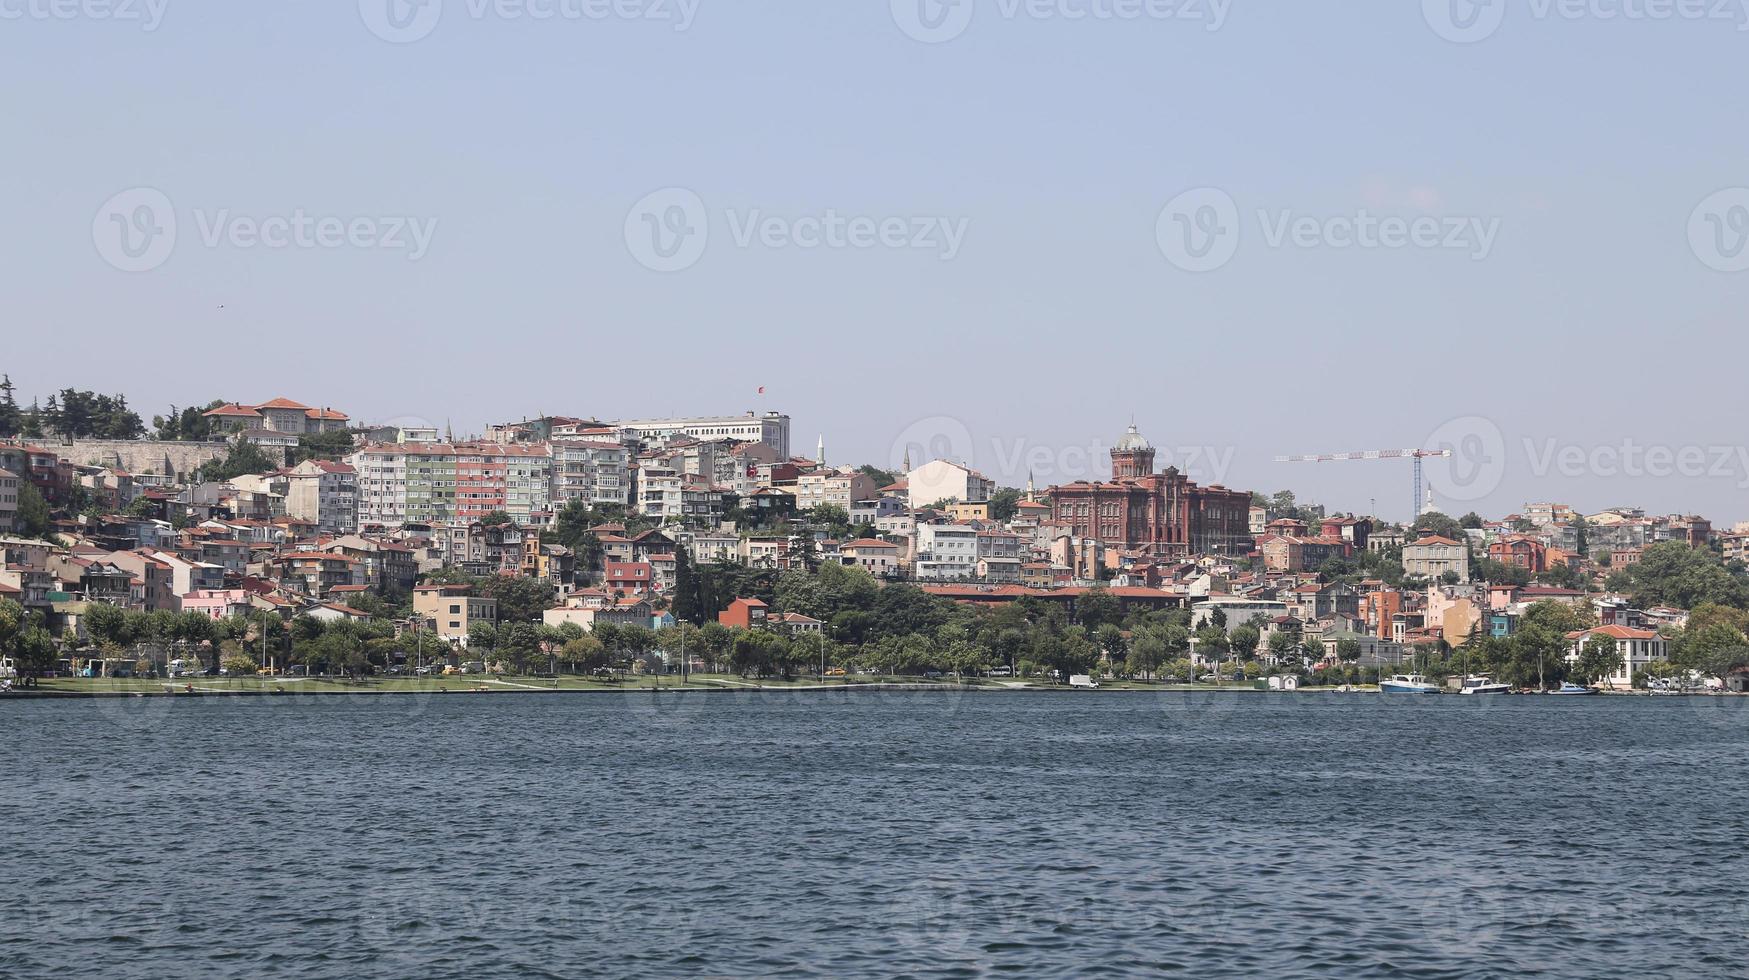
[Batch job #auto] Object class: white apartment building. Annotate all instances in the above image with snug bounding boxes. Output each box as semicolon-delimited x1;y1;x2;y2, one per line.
351;447;409;529
907;459;995;510
794;468;877;513
914;523;979;580
615;412;791;458
550;440;629;510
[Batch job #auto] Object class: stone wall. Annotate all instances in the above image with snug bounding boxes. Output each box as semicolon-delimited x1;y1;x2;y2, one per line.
58;439;230;479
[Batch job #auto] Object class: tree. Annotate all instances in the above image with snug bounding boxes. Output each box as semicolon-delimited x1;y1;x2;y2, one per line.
1076;587;1121;630
858;464;898;488
1037;625;1099;681
222;653;260;676
988;487;1023;523
1267;630;1297;661
1459;512;1484;529
1614;541;1749;610
1413;512;1466;542
467;621;498;653
476;575;551;623
1335;638;1362;664
672;545;701;625
807;504;852;538
291;428;357;464
479;511;513;527
1231;623;1261;660
199;438;279;483
0;374;20;438
560;634;608;673
697;621;733;673
14;481;51;539
1576;633;1624;688
1095;623;1127;665
1126;625;1171;681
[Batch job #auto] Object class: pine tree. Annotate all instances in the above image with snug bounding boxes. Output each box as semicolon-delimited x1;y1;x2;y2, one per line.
673;545;699;624
0;375;19;438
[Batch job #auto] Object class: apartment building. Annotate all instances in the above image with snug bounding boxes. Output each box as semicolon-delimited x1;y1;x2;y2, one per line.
906;459;995;509
413;583;498;645
914;523;979;580
283;459;359;535
550;440;629;509
0;467;17;533
794;468;877;513
614;412;791;458
1402;535;1471;580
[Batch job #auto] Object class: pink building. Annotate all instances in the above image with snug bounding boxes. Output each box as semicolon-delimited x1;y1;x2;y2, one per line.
180;589;255;620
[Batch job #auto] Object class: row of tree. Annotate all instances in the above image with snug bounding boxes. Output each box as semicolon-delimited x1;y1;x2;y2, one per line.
0;377;145;440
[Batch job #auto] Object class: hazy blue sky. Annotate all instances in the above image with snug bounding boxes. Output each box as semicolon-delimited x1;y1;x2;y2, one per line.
4;1;1747;523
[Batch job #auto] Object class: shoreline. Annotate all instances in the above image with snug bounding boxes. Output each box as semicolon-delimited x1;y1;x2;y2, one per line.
0;680;1721;700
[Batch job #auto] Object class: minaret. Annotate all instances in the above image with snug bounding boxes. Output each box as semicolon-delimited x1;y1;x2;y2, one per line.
903;447;912;472
816;434;825;465
1026;470;1036;501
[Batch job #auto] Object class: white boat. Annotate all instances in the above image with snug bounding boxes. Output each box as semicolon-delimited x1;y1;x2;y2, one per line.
1380;674;1440;695
1458;676;1511;695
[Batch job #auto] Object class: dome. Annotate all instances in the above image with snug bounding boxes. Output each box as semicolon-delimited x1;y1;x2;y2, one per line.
1115;424;1152;452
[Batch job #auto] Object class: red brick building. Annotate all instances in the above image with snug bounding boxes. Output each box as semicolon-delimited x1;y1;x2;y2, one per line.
1488;535;1547;572
1048;425;1253;558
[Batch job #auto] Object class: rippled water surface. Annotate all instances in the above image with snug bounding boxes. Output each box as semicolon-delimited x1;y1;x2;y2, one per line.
4;690;1748;978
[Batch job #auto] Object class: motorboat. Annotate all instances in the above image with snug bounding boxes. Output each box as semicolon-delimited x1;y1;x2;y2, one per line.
1458;676;1511;695
1380;674;1440;694
1549;682;1598;696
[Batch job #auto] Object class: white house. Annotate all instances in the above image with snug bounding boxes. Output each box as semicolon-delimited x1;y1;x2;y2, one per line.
1566;625;1668;689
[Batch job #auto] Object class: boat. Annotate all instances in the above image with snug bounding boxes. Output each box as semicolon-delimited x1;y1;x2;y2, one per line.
1380;674;1440;694
1458;676;1511;695
1549;682;1598;696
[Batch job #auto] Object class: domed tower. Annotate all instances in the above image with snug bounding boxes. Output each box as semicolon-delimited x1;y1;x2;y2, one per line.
1111;424;1156;480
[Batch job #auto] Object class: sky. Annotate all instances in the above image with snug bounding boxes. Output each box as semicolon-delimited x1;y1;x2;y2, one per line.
3;0;1748;524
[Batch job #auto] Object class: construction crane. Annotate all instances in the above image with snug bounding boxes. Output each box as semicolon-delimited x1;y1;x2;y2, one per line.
1273;448;1454;519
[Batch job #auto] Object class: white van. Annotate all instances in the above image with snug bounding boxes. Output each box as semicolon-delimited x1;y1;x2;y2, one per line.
1069;675;1099;690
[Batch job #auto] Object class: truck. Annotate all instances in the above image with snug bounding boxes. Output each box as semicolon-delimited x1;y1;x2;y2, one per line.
1069;675;1099;690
